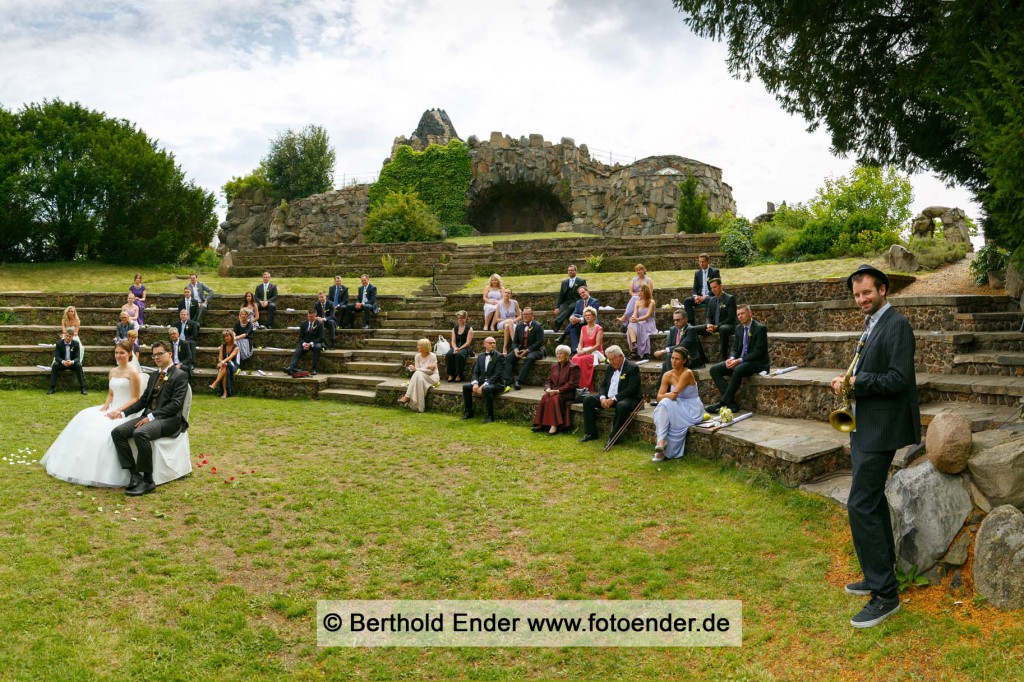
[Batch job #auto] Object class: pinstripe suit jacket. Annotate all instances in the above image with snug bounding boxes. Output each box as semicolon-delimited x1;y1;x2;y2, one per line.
852;306;921;452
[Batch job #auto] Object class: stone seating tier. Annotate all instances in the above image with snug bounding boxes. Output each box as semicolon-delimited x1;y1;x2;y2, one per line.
472;251;727;277
0;292;405;310
0;307;387;330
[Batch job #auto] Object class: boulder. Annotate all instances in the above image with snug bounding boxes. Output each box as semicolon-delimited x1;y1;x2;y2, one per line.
217;250;235;278
967;434;1024;509
973;505;1024;610
925;413;973;474
886;461;973;573
1005;259;1024;300
887;244;920;273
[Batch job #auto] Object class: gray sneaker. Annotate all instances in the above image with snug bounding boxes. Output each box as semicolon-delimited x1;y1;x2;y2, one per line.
845;580;872;596
850;597;900;628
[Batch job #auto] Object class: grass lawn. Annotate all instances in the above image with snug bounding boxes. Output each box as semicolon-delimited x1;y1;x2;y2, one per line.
447;232;600;246
0;262;428;297
1;389;1020;680
458;257;887;295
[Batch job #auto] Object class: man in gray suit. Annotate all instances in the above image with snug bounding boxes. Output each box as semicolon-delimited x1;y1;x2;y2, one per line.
831;264;920;629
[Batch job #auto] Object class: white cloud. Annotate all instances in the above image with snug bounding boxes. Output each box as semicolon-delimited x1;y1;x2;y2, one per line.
0;0;980;223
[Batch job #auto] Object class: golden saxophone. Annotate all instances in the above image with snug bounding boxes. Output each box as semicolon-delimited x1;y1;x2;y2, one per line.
829;336;866;433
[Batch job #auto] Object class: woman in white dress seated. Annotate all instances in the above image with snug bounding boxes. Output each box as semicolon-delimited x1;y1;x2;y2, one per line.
651;346;705;462
481;274;504;332
397;338;440;412
40;340;143;487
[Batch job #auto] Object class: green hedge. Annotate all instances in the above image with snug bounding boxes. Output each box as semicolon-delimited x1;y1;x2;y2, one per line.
370;140;471;227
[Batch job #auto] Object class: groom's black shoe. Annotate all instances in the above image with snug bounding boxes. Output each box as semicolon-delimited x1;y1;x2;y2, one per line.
127;471;143;490
126;473;155;497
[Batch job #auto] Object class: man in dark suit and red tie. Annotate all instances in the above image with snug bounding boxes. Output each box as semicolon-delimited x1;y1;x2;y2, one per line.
654;309;698;377
284;310;325;376
831;264;920;629
503;307;546;390
683;253;720;325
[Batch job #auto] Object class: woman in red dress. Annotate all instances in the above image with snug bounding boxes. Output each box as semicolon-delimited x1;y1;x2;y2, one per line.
532;345;580;435
570;307;604;392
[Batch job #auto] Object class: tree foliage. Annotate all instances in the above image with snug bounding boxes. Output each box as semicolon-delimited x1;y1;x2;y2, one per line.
262;125;335;202
369;141;472;228
809;165;913;231
672;0;1023;256
675;174;713;233
222;163;271;203
363;191;442;243
0;100;216;264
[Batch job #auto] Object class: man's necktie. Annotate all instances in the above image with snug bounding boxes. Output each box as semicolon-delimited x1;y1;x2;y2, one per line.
741;326;749;357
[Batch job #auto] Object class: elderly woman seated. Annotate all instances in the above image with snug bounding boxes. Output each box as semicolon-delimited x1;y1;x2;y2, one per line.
532;344;580;435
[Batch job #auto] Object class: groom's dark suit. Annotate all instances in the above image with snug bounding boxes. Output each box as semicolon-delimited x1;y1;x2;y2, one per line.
111;365;189;474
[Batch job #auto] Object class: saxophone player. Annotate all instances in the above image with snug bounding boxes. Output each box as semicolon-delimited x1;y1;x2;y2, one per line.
831;264;920;629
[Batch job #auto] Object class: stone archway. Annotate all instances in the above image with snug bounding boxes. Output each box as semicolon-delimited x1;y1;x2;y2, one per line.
466;182;571;234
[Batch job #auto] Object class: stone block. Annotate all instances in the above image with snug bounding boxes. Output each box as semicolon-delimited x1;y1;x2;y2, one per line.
973;505;1024;610
925;412;972;474
967;433;1024;508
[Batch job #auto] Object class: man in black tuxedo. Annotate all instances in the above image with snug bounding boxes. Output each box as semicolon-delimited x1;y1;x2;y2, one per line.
255;271;278;328
831;265;920;629
175;309;200;344
314;291;338;350
683;253;720;324
327;275;351;329
178;286;200;321
462;336;506;423
552;264;586;333
109;341;189;496
503;307;545;390
47;330;86;395
566;286;601;352
167;327;195;380
285;310;324;376
654;309;698;377
352;274;378;330
579;346;642;446
707;305;770;412
684;277;737;368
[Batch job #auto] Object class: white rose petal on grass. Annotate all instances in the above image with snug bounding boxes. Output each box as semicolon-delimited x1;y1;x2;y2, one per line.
131;517;138;522
97;507;103;512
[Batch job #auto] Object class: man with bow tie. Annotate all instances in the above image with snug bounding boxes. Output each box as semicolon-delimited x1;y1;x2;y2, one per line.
462;336;506;423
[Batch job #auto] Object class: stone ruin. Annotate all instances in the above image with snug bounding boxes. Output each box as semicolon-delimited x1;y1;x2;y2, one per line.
217;110;736;254
911;206;973;249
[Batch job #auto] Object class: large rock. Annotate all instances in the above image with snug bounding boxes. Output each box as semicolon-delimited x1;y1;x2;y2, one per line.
887;244;920;273
925;413;973;474
886;462;973;573
967;434;1024;509
1005;259;1024;300
973;505;1024;610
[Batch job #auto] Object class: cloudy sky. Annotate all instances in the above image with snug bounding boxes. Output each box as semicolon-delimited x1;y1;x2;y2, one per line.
0;0;979;224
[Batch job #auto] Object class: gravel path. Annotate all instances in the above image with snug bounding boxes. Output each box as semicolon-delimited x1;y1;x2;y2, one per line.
892;253;1005;297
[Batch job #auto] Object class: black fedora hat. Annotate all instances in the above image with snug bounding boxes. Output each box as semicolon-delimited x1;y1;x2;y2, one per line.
846;264;890;292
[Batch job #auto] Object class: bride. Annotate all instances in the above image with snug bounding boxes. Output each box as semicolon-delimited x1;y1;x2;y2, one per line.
41;340;143;487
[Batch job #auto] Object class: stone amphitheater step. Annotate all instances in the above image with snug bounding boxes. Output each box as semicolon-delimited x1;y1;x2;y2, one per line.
0;324;376;349
0;306;386;329
951;351;1024;376
954;312;1023;332
0;292;406;311
325;374;389;389
346;360;404;375
319;388;378;404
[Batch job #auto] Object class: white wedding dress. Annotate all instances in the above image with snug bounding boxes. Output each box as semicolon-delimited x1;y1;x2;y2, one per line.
40;376;193;487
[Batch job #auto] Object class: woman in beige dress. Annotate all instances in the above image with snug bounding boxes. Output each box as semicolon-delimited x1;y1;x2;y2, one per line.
398;338;440;412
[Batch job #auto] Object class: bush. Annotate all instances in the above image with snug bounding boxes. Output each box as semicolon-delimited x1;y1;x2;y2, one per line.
772;231;804;261
907;237;970;269
222;165;271;203
263;125;335;202
444;224;474;238
370;140;472;227
193;248;221;271
675;174;713;233
753;224;793;255
584;253;605;272
969;243;1011;284
719;228;757;267
363;191;442;243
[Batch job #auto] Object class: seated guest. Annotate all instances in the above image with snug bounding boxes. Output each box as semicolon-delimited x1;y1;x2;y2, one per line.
62;306;84;362
461;336;505;423
175;308;199;344
682;253;720;325
446;310;474;382
240;292;260;329
254;271;278;328
130;274;147;326
284;309;324;376
178;286;199;322
654;309;696;377
315;291;338;349
123;292;141;328
532;345;579;435
626;282;657;359
167;327;194;379
579;345;642;446
617;263;653;330
707;305;770;412
651;347;704;462
210;329;239;398
233;309;254;365
684;277;737;368
398;338;440;413
503;307;545;390
353;274;378;330
328;275;351;329
115;311;137;343
481;274;504;332
570;307;603;391
187;272;214;325
125;329;141;359
494;288;522;339
48;329;87;395
552;264;586;333
566;285;600;351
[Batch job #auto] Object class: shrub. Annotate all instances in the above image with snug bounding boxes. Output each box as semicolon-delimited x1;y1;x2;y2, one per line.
675;174;713;233
584;253;605;272
363;191;442;244
906;237;970;269
193;248;221;271
969;243;1011;284
370;140;472;227
381;254;398;277
753;224;792;255
719;228;756;267
222;165;271;203
444;224;474;238
772;231;804;261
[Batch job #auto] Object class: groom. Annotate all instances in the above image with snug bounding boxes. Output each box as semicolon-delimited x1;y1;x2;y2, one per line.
109;340;189;496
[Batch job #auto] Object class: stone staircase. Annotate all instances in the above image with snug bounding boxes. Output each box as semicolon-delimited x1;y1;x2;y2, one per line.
414;244;493;296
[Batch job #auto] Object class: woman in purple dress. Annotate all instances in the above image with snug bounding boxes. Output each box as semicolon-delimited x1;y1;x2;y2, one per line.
129;274;147;326
626;283;658;359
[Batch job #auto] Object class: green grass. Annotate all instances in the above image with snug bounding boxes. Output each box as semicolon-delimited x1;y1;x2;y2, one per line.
458;257;885;295
2;388;1020;680
0;262;428;296
447;231;600;246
